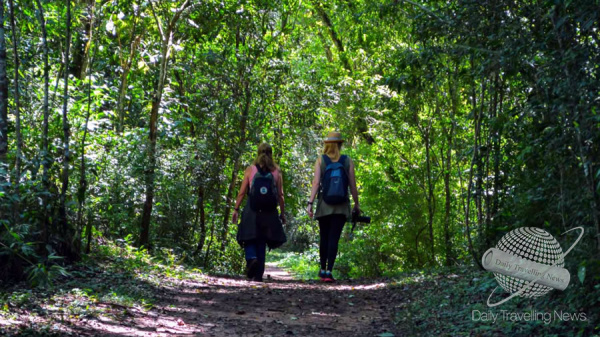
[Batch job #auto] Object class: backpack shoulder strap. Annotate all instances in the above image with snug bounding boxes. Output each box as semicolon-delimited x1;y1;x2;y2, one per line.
322;154;332;166
247;165;258;194
340;155;350;175
255;164;266;176
320;155;327;176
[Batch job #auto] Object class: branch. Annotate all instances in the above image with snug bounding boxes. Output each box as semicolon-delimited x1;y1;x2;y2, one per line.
149;0;164;41
168;0;193;32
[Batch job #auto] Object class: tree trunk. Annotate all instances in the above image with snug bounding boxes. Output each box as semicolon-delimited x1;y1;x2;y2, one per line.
140;0;190;248
59;0;73;258
424;126;435;264
8;0;19;191
444;70;458;266
465;66;484;270
193;185;206;254
77;0;96;79
140;40;169;248
8;0;20;224
117;17;141;134
491;75;503;226
204;219;216;267
311;0;351;72
475;80;486;243
220;81;251;252
79;2;96;254
35;0;50;244
0;0;8;167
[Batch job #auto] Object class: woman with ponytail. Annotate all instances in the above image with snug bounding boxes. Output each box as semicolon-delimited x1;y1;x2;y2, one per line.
232;143;286;282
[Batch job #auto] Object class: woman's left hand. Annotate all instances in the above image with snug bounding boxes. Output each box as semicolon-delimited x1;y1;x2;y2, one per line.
280;213;287;225
231;210;239;224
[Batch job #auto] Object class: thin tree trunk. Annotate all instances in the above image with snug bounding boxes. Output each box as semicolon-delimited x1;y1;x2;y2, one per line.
465;69;484;270
59;0;72;243
220;81;251;252
204;219;216;267
424;126;435;264
193;185;206;254
8;0;19;192
311;0;351;72
34;0;50;244
0;1;8;168
444;71;457;266
475;80;486;242
77;0;95;80
8;0;20;224
117;16;141;134
140;0;191;247
443;138;452;266
80;1;97;254
492;76;503;220
140;41;168;248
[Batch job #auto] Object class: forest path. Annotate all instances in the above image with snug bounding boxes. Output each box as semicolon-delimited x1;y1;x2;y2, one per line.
77;263;401;337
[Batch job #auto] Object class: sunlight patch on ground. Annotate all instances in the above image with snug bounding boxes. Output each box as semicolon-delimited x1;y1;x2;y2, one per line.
0;318;21;326
310;311;341;317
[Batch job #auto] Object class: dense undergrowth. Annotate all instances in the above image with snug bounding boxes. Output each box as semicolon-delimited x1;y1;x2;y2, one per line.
0;238;204;335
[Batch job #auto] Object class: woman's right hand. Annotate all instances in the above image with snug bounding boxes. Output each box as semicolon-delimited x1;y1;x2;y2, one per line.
353;204;361;215
306;204;314;219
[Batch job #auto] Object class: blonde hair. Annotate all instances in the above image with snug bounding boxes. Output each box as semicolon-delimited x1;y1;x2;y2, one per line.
322;142;342;161
253;143;277;172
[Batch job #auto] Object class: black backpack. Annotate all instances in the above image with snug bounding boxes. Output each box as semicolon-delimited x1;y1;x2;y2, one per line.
249;165;278;212
320;155;349;205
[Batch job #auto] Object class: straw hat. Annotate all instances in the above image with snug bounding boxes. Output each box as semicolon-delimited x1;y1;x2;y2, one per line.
323;131;344;143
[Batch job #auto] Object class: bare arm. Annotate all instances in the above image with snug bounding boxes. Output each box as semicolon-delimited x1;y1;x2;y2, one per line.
348;158;360;211
234;166;251;209
309;157;321;203
277;168;285;216
231;166;251;224
307;157;321;218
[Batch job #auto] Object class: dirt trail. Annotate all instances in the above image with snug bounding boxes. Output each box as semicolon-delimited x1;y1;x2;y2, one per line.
71;263;400;336
8;264;401;337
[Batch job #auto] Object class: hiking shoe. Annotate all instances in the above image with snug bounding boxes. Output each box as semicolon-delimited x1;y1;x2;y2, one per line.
246;258;258;279
323;271;335;283
318;269;327;280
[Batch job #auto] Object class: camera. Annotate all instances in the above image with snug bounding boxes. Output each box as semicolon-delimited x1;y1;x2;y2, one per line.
351;210;371;224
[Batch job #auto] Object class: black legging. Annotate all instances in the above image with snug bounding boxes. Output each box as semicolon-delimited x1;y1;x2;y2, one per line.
318;214;346;271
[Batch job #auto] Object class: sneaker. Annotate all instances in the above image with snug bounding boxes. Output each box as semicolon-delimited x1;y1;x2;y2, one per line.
246;258;258;279
318;269;327;280
323;270;335;283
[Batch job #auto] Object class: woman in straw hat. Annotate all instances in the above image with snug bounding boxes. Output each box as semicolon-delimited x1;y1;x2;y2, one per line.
232;143;287;282
307;131;360;282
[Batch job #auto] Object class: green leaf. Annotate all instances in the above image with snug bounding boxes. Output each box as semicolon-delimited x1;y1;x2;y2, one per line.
577;266;585;284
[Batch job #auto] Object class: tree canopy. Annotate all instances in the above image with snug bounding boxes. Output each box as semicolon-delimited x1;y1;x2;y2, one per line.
0;0;598;287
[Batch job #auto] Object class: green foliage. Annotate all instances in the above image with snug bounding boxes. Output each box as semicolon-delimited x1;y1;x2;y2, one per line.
0;0;599;288
271;249;320;280
392;267;598;336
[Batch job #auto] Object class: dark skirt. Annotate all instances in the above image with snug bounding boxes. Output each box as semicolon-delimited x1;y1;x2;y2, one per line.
236;200;287;249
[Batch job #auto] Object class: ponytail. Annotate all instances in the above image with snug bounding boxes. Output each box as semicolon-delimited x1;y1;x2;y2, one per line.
253;143;277;172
